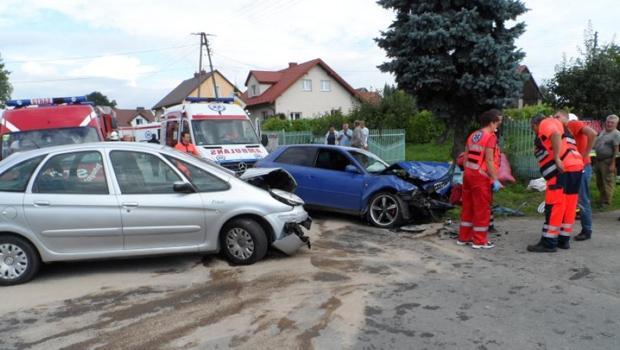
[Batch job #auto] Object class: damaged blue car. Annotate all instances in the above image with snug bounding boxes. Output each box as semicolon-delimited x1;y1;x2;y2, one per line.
256;144;454;228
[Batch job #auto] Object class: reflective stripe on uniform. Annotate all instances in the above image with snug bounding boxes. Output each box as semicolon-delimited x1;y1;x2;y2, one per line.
543;231;559;238
541;164;558;177
465;161;480;170
460;222;473;227
473;226;488;232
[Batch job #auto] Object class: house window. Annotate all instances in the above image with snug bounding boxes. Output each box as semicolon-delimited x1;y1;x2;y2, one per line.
290;112;302;120
251;85;258;96
302;79;312;91
262;111;268;119
321;80;331;92
135;118;143;125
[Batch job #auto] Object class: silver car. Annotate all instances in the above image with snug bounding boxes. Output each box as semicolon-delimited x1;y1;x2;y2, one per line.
0;142;311;285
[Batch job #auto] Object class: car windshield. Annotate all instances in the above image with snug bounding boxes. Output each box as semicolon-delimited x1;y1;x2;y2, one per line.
348;150;389;173
1;127;100;159
191;119;259;146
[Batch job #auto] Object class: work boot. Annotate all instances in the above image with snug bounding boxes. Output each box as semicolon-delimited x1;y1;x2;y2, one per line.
574;230;592;241
527;238;557;253
488;225;498;234
557;236;570;250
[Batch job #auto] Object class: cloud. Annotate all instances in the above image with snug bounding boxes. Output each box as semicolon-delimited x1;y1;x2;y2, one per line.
67;56;155;87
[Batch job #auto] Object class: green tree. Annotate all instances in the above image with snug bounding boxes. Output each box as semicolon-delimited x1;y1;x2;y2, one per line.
376;0;527;157
0;54;12;108
86;91;117;107
350;84;418;130
546;24;620;118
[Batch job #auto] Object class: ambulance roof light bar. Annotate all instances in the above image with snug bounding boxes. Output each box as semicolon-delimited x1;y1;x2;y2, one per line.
6;96;89;108
184;97;234;104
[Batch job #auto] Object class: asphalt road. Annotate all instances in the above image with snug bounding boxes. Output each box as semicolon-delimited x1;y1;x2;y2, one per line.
1;211;619;350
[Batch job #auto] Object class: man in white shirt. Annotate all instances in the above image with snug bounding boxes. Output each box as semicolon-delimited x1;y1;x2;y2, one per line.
360;120;369;150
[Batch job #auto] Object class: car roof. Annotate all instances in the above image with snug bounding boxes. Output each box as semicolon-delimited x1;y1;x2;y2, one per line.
1;142;165;169
276;144;377;156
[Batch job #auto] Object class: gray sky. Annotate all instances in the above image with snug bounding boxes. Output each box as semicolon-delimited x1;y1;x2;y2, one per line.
1;0;617;108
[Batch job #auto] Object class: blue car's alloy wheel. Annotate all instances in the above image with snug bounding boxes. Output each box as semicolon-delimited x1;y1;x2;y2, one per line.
369;192;402;228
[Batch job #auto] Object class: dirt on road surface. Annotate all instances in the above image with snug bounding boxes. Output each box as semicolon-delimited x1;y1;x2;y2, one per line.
1;211;619;350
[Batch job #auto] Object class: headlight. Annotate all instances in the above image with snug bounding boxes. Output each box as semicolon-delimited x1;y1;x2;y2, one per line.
411;187;421;196
270;189;305;206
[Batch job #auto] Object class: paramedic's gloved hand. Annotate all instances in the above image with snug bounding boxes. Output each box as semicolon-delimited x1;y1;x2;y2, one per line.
492;180;503;192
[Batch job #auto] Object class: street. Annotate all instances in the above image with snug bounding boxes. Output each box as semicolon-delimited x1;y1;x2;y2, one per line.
1;211;619;350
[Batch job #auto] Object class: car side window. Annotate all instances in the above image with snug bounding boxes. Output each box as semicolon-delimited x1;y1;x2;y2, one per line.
0;156;46;192
33;151;108;194
315;149;351;172
111;151;181;194
275;147;317;167
164;156;230;192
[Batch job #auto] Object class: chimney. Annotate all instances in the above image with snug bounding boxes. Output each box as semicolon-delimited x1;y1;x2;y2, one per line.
137;107;144;110
288;62;297;68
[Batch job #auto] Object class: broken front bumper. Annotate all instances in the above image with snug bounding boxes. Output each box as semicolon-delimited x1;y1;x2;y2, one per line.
266;206;312;255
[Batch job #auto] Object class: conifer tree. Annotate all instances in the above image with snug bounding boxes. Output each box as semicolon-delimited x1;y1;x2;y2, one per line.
376;0;528;156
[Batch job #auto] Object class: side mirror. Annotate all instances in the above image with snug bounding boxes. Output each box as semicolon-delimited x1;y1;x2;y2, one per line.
345;164;360;174
261;134;269;147
173;181;196;193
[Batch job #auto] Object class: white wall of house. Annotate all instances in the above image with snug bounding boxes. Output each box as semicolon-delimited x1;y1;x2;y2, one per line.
130;115;150;126
274;66;358;119
246;76;273;98
246;104;276;123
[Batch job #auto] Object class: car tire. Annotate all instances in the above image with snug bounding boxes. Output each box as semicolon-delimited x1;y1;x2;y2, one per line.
368;192;404;228
0;235;41;286
221;218;268;265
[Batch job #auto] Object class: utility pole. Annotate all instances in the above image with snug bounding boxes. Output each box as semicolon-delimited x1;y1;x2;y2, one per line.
191;32;219;98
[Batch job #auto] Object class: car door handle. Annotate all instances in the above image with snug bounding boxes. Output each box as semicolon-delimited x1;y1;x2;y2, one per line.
121;202;139;208
33;200;50;207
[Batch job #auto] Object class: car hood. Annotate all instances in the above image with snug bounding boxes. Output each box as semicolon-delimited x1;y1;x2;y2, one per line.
385;161;451;182
239;167;297;193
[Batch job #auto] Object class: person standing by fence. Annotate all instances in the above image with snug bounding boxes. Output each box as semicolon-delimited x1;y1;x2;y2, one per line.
325;126;337;145
527;115;583;253
593;114;620;208
337;123;352;146
457;109;503;249
554;111;597;241
360;120;370;150
351;120;364;149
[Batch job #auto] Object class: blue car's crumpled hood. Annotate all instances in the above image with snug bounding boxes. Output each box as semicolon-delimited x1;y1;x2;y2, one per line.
386;161;451;182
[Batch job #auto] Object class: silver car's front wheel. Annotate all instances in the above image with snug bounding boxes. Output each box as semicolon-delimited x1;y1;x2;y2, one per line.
0;236;40;286
225;228;255;261
221;218;268;265
368;192;402;228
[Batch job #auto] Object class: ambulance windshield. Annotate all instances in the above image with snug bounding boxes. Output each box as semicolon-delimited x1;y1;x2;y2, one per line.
1;127;100;159
191;119;260;146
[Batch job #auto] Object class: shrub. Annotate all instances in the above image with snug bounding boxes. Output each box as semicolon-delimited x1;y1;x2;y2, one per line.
503;104;555;121
261;117;291;131
406;110;445;144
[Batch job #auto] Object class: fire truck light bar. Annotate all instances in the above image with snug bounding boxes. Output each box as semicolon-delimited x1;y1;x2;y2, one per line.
6;96;88;107
184;97;234;104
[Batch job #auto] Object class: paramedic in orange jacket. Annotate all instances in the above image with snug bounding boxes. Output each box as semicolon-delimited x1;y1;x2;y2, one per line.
528;115;584;252
175;131;201;157
457;109;503;249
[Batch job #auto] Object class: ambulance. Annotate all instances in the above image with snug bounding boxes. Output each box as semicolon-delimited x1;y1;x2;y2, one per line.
118;122;161;142
161;97;268;172
0;96;117;160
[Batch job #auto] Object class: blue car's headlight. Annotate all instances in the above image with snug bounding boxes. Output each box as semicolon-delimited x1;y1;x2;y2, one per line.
270;189;305;206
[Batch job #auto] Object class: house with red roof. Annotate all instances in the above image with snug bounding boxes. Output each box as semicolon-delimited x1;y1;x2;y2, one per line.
242;58;360;121
113;107;156;127
515;65;543;108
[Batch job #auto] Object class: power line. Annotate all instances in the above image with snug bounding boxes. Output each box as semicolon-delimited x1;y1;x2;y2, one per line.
5;44;195;64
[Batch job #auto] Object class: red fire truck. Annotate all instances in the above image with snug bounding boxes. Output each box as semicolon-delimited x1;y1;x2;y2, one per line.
0;96;117;160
